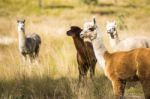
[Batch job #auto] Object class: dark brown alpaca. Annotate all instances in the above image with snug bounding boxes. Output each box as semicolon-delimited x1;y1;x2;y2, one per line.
66;26;97;84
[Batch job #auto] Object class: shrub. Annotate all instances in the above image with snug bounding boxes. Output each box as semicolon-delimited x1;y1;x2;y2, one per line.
117;14;128;30
80;0;98;5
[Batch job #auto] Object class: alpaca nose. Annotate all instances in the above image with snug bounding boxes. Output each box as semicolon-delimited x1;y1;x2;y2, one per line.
107;30;111;33
80;33;84;39
66;31;69;35
80;30;86;38
112;28;115;31
66;31;72;36
21;27;24;31
110;33;115;39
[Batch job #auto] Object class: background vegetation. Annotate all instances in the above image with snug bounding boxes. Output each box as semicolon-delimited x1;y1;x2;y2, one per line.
0;0;150;98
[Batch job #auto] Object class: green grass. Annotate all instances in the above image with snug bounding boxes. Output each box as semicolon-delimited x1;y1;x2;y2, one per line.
0;0;150;17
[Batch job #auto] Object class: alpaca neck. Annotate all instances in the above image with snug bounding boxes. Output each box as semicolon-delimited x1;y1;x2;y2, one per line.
109;31;120;49
92;28;107;69
18;29;26;49
73;36;85;56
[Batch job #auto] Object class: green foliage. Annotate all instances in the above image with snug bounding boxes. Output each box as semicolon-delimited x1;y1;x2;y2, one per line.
117;14;128;30
80;0;98;5
126;86;143;96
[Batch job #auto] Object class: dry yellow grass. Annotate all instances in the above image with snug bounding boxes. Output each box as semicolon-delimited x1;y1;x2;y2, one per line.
0;19;113;98
0;16;146;98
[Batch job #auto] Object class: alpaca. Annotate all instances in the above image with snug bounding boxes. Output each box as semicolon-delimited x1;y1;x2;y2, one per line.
17;19;41;63
80;18;150;99
66;26;97;84
106;21;150;51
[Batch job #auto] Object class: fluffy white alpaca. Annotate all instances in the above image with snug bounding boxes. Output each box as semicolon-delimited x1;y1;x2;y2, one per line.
106;21;150;51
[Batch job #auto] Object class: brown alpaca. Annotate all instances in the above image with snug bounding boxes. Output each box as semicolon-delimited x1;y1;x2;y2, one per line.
104;49;150;99
80;18;150;99
66;26;97;84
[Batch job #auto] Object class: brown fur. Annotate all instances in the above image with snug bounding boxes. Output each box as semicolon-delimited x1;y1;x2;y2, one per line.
104;48;150;99
66;26;97;84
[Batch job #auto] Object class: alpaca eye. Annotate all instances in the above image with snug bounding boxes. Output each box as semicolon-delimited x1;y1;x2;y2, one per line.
89;28;95;31
112;27;115;30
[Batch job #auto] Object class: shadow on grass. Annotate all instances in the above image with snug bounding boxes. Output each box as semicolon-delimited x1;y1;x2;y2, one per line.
0;73;145;99
0;74;113;99
120;4;140;9
97;3;115;7
97;2;139;9
91;10;116;16
90;3;116;16
44;5;74;9
0;76;75;99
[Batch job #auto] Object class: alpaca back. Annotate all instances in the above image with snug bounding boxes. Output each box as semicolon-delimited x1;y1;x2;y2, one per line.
114;36;150;51
25;33;41;54
25;37;37;53
104;48;150;80
30;33;41;45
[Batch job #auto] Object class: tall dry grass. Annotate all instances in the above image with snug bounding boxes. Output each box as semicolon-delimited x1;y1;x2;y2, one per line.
0;18;114;98
0;16;146;98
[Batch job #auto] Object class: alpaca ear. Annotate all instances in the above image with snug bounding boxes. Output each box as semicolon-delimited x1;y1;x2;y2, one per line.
23;19;25;23
93;17;96;25
17;20;19;23
112;21;116;27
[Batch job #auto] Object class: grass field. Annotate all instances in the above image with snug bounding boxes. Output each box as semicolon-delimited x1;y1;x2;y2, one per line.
0;0;150;98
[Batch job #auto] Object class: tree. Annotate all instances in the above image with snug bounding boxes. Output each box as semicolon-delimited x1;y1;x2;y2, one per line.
38;0;42;8
81;0;98;5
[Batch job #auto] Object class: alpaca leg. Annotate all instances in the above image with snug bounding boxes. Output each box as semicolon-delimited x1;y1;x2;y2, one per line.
89;63;96;80
29;54;34;63
22;53;27;63
78;64;88;87
140;79;150;99
112;79;126;99
77;53;88;86
78;65;85;86
82;64;88;86
35;46;39;57
35;46;40;64
34;54;39;65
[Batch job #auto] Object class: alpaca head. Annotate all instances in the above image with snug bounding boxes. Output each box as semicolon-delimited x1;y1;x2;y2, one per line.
80;17;97;40
66;26;82;37
106;21;117;39
17;19;25;32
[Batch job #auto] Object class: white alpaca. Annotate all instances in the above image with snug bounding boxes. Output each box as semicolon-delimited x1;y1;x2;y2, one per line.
80;18;106;69
106;21;150;51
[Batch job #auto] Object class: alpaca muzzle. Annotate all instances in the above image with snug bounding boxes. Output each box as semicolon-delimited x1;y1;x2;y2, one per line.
80;31;86;39
110;33;115;39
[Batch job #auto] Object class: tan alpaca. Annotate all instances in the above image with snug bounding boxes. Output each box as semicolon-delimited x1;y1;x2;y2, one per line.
80;18;150;99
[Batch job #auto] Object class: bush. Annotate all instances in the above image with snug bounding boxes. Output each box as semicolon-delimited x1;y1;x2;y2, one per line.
117;14;128;30
80;0;98;5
